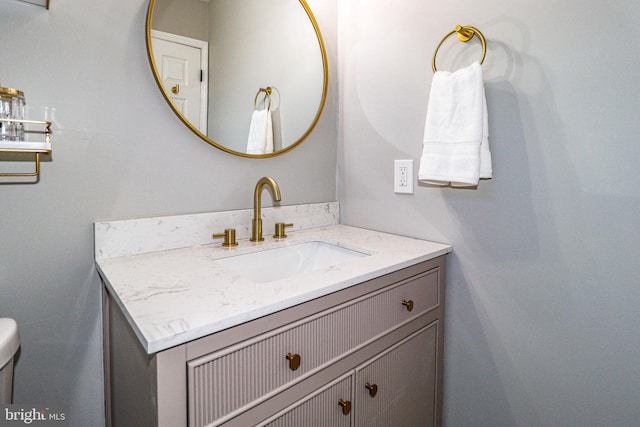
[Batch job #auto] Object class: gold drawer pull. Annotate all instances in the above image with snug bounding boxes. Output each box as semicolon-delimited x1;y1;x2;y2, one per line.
365;382;378;398
338;399;352;415
286;352;301;371
402;300;414;312
171;84;180;94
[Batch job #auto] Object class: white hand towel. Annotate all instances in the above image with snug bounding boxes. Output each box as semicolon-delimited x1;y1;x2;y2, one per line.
246;109;274;154
418;61;492;187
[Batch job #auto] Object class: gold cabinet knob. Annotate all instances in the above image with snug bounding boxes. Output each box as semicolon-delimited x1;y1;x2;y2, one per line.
402;299;414;312
365;382;378;398
338;399;352;415
273;222;293;239
212;229;238;247
171;84;180;94
286;352;301;371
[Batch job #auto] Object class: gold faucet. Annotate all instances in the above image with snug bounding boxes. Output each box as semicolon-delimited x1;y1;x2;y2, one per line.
251;176;282;242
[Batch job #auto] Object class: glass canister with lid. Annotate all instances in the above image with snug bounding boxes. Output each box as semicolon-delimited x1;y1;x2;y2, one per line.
0;87;26;141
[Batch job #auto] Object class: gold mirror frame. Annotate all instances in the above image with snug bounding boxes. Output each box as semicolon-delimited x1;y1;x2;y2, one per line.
145;0;329;158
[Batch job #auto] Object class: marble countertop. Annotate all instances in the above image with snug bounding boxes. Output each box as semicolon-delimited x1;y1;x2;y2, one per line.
97;224;451;354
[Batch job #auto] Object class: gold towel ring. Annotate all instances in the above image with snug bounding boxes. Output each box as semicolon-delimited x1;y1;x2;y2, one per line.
432;25;486;72
253;87;272;111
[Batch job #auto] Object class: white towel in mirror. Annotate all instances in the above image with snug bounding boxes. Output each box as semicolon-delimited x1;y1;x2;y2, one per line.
270;106;283;152
246;109;274;154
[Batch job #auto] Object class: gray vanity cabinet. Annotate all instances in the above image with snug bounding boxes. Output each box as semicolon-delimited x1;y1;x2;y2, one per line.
103;256;446;427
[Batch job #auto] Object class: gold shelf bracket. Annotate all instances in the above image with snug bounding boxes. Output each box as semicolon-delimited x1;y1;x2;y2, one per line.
0;152;41;177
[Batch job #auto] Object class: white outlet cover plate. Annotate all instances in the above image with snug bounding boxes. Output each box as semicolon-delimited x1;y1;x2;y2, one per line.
394;159;414;194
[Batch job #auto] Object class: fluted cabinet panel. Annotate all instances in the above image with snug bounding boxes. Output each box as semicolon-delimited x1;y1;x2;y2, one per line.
188;269;440;427
354;323;438;427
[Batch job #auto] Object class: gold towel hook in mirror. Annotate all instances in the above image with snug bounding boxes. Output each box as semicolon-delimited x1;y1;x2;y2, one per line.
432;25;487;72
253;87;272;111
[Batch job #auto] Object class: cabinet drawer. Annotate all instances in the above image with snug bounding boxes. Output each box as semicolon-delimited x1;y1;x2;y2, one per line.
188;268;440;427
257;373;353;427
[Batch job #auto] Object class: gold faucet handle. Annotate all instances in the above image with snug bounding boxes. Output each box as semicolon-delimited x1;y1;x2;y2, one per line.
274;222;293;239
212;229;238;247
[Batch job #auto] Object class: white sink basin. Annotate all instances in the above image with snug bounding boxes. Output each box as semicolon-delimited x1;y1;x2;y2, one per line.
214;241;370;283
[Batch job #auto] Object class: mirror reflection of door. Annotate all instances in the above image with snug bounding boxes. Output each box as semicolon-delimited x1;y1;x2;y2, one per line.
151;30;208;134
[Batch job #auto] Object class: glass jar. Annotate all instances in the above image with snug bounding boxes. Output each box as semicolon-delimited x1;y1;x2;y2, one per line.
0;87;26;141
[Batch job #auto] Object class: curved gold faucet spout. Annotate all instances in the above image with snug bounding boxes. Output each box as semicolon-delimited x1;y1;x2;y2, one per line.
251;176;282;242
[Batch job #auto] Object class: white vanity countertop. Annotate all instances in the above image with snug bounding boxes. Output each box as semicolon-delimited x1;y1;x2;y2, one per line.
97;224;451;354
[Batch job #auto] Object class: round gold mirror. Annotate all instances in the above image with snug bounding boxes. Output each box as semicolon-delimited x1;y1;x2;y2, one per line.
146;0;328;158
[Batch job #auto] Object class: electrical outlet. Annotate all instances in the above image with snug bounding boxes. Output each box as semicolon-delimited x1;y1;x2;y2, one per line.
394;159;414;194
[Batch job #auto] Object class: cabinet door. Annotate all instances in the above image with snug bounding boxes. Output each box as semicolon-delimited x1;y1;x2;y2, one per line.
257;374;353;427
354;322;439;427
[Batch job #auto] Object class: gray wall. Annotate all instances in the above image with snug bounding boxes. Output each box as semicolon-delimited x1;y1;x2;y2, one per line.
338;1;640;426
0;1;337;425
151;0;209;41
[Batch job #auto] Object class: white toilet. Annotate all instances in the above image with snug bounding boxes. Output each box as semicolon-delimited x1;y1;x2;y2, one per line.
0;318;20;404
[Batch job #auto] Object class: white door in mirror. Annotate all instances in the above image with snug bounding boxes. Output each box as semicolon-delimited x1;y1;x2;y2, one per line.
151;31;208;134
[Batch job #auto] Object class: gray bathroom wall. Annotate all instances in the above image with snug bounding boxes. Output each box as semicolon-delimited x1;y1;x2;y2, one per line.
0;1;337;425
151;0;209;41
338;1;640;426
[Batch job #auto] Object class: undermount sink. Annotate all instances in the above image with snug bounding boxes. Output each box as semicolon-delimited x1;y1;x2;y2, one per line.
214;241;371;283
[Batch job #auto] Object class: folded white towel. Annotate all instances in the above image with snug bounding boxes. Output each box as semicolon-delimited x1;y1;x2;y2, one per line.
246;109;274;154
418;61;492;187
